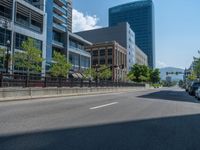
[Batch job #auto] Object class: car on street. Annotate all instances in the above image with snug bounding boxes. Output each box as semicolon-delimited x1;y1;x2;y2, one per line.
195;87;200;100
188;82;200;96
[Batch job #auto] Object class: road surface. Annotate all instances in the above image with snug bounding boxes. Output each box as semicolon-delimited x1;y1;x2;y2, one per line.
0;87;200;150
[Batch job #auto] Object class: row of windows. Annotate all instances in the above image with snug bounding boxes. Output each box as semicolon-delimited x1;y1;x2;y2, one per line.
0;28;43;50
69;39;84;50
0;5;12;19
91;49;113;57
15;33;42;50
0;28;11;46
92;58;113;66
69;52;90;68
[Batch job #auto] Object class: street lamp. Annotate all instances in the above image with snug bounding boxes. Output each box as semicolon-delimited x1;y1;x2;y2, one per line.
5;40;10;74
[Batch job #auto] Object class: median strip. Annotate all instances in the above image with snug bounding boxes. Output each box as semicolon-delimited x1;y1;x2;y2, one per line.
90;102;118;110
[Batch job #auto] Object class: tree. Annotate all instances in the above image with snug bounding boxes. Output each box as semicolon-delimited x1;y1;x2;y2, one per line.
193;51;200;79
14;38;44;75
83;68;97;80
188;71;197;80
98;65;112;80
150;68;161;83
50;51;72;77
0;48;5;69
128;64;150;82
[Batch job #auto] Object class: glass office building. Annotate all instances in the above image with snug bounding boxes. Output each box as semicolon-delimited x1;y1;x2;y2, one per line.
0;0;47;74
109;0;155;68
45;0;91;72
45;0;70;63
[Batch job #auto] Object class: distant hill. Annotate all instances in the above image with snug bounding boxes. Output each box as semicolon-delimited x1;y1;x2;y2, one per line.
159;67;184;81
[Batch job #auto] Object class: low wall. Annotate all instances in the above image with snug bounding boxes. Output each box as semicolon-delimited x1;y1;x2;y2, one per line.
0;85;148;102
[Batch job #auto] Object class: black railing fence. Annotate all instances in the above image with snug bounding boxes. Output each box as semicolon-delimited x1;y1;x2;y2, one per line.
0;74;145;88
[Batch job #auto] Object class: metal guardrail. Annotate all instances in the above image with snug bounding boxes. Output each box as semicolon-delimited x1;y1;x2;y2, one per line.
0;74;145;88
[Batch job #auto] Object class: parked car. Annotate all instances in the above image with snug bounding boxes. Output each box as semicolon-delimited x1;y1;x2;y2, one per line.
185;80;193;92
188;82;200;96
195;87;200;100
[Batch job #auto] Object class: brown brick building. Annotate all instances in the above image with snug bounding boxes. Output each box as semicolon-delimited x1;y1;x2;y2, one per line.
85;41;127;81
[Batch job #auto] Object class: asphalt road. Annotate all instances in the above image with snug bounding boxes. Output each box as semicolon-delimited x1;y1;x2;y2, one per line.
0;87;200;150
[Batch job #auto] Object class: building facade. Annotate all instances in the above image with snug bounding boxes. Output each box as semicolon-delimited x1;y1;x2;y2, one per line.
45;0;91;73
45;0;71;64
76;22;135;72
135;45;148;66
67;32;91;72
109;0;155;68
85;41;127;81
0;0;47;74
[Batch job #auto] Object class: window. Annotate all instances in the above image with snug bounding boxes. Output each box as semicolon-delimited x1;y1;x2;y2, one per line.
108;58;112;64
69;52;79;66
15;33;42;50
100;59;105;64
92;59;98;65
100;49;105;56
16;13;29;27
92;50;98;57
0;5;12;19
108;49;112;55
53;31;62;42
0;27;11;46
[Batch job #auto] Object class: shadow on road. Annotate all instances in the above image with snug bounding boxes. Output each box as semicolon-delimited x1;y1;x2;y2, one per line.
138;89;197;103
1;114;200;150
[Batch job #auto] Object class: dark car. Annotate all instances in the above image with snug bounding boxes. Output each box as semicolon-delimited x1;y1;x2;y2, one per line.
189;82;200;96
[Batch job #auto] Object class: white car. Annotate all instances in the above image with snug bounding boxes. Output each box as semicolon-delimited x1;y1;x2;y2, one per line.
195;87;200;100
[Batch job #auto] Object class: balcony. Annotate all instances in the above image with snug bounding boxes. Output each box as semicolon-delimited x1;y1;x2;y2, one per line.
53;13;66;24
53;3;66;15
53;23;66;33
54;0;66;7
69;46;91;58
52;40;64;48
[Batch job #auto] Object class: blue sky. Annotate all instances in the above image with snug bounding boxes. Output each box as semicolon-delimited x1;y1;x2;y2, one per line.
72;0;200;69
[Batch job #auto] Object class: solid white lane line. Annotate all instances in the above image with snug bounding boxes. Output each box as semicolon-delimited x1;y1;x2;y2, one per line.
90;102;118;110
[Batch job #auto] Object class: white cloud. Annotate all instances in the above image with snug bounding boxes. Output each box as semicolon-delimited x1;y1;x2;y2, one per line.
72;9;101;32
156;60;168;68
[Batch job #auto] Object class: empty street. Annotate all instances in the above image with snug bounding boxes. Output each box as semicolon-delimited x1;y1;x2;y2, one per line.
1;88;200;150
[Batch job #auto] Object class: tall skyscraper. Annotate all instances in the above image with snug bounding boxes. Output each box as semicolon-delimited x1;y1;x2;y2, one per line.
109;0;155;68
45;0;71;64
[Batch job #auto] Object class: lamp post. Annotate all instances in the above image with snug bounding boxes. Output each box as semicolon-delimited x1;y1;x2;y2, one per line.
5;40;10;74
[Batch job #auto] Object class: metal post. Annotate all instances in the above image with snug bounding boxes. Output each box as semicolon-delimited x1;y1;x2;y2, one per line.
5;40;10;74
89;79;91;87
44;76;47;87
80;79;83;87
0;74;3;87
25;74;29;87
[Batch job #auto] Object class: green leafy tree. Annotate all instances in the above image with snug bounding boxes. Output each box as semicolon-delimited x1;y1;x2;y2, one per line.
188;71;197;80
50;51;72;77
150;68;161;83
0;48;5;68
128;64;150;82
14;38;44;75
83;68;97;79
193;51;200;79
98;65;112;80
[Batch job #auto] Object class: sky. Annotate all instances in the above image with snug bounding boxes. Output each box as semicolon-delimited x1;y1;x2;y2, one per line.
72;0;200;69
